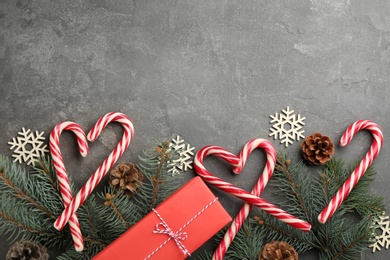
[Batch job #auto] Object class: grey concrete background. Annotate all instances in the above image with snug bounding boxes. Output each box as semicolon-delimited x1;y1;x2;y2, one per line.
1;0;389;259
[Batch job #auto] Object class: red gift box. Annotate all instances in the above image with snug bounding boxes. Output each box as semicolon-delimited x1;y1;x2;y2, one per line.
93;176;231;260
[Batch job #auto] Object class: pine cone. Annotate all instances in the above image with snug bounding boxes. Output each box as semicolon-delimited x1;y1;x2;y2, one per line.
259;241;298;260
109;163;144;197
301;132;335;165
6;241;49;260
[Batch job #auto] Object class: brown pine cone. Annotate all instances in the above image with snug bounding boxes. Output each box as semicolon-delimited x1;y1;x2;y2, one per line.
109;163;144;197
6;241;49;260
301;132;335;165
259;241;298;260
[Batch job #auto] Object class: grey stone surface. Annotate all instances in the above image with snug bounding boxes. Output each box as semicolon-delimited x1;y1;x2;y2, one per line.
0;0;389;259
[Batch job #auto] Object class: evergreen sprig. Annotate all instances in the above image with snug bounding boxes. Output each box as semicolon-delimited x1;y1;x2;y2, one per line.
198;154;385;260
0;139;185;259
223;222;266;260
133;140;184;217
0;154;70;249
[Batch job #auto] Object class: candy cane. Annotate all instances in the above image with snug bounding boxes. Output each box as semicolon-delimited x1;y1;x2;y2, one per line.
194;140;311;234
212;139;276;259
318;120;383;224
50;122;89;251
54;112;134;231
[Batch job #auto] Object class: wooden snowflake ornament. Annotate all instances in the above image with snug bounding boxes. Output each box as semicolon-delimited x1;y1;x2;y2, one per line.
369;212;390;252
269;107;305;147
168;136;195;175
8;127;49;166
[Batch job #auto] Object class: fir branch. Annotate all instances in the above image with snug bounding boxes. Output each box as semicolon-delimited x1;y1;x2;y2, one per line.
224;221;266;260
274;154;312;222
95;186;140;239
342;164;384;216
0;211;47;236
82;236;106;249
0;170;54;219
0;155;69;249
57;244;102;260
110;201;128;229
134;139;184;217
194;251;214;260
320;216;373;260
78;196;109;245
33;156;59;191
253;214;315;253
320;171;331;203
103;192;130;229
150;142;171;208
28;156;67;218
332;234;367;260
314;211;347;253
83;202;99;242
0;202;68;248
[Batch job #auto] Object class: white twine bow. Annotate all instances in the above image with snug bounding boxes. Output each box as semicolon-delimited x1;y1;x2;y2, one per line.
144;197;218;260
152;209;190;256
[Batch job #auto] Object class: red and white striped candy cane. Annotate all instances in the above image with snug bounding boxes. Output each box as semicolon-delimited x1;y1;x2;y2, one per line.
50;122;89;251
209;139;276;260
54;112;134;231
194;139;311;257
318;120;383;224
195;145;311;232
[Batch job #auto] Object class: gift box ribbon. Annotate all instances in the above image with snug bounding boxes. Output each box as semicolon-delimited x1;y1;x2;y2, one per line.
145;197;219;260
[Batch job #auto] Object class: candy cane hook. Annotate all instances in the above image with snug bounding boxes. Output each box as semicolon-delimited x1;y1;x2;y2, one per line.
212;139;276;260
50;122;89;251
318;120;383;224
54;112;134;231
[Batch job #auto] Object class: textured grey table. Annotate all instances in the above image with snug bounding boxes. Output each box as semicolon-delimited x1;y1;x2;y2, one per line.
1;0;389;259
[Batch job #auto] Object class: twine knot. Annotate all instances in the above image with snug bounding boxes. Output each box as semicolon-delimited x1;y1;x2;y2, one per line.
145;198;218;260
152;209;190;256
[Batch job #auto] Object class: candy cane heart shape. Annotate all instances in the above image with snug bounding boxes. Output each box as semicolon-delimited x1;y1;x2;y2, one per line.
54;112;134;231
202;139;277;260
50;122;89;252
318;120;384;224
194;139;312;236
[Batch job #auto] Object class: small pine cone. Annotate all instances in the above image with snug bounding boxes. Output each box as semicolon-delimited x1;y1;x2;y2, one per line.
109;163;144;197
6;241;49;260
259;241;298;260
301;132;335;165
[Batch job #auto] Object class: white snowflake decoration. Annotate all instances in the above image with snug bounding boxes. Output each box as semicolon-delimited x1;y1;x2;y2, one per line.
269;107;305;147
369;212;390;252
8;127;49;166
168;136;195;175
